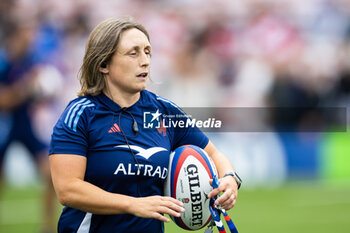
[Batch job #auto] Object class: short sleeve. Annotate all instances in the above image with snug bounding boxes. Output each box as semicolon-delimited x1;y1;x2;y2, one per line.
49;98;95;156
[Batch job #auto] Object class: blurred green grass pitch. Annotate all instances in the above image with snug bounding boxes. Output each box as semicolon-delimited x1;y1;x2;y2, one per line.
166;183;350;233
1;183;349;233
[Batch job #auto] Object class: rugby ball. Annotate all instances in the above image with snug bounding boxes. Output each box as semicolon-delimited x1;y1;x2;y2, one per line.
164;145;218;230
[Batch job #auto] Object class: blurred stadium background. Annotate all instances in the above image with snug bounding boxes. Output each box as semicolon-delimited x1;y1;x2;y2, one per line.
1;0;350;232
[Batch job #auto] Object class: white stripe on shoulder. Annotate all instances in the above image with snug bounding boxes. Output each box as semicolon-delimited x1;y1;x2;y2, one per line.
72;103;95;132
156;96;186;115
77;212;92;233
66;100;92;129
64;98;89;125
64;98;95;131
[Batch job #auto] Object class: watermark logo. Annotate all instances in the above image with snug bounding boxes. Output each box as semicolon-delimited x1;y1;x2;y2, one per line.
143;109;222;130
142;107;346;132
143;109;162;129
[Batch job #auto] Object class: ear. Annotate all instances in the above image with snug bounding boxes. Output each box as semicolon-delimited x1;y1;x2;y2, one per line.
99;61;109;74
99;67;109;74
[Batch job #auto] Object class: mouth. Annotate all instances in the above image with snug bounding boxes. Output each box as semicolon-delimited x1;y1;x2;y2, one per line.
136;72;148;78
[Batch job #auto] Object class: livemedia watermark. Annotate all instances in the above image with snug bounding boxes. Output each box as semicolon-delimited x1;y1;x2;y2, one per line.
142;107;347;132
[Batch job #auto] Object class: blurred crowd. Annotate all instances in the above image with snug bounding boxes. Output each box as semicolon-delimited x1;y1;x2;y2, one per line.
1;0;350;187
1;0;350;128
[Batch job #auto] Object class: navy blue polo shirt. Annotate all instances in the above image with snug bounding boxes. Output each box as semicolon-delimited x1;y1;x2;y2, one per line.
49;90;209;233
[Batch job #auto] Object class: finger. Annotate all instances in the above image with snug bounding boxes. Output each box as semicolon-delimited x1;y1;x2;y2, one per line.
158;206;182;218
219;194;236;209
161;197;185;213
222;198;236;210
208;185;224;198
214;189;233;206
208;189;220;199
162;196;184;207
163;200;185;213
152;212;171;222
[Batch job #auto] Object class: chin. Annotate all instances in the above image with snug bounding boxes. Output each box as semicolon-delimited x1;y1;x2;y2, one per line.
139;83;147;90
132;79;147;92
139;86;147;92
134;85;147;93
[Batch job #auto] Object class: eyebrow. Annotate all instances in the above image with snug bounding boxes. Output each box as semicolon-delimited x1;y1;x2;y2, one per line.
128;45;152;51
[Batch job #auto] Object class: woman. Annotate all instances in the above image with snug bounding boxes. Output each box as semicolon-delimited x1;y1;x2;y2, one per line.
49;18;241;233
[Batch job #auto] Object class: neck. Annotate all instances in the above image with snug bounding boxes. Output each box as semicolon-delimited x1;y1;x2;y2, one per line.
104;88;141;108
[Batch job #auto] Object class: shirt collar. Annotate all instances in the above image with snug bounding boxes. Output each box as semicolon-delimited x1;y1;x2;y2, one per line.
95;91;145;113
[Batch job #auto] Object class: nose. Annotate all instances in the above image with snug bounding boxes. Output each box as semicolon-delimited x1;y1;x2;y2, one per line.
139;52;150;67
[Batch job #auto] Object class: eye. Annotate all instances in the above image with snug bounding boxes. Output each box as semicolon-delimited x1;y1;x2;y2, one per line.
145;50;152;57
129;51;137;56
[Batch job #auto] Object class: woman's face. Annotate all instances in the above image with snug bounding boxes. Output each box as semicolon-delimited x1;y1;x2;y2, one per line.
103;28;151;95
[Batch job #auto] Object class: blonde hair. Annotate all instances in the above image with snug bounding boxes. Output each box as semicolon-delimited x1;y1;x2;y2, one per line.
78;18;150;96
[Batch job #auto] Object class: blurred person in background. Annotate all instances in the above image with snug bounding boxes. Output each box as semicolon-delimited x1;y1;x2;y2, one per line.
0;20;56;233
159;31;220;107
